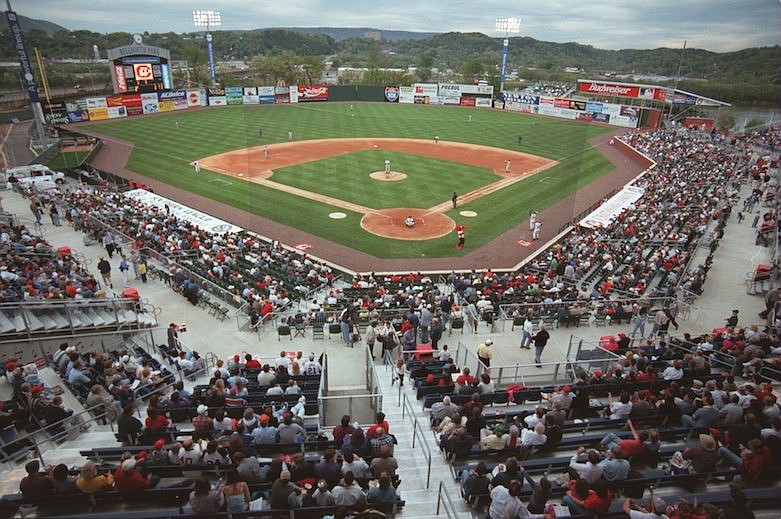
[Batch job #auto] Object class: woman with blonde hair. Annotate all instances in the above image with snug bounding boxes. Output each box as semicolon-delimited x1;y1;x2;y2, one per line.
76;460;114;494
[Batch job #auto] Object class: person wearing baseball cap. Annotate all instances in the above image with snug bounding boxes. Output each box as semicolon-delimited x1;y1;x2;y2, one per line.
270;469;303;509
476;339;493;368
192;404;212;438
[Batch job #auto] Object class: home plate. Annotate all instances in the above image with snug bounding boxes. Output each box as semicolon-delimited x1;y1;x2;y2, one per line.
517;239;532;247
459;211;478;217
329;212;347;219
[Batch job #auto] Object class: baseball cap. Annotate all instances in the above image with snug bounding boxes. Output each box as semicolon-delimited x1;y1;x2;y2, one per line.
484;339;493;345
259;414;269;425
153;439;165;450
121;458;136;472
563;385;572;393
197;404;208;415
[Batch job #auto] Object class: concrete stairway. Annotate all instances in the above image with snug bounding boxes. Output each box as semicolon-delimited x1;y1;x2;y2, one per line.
372;359;474;519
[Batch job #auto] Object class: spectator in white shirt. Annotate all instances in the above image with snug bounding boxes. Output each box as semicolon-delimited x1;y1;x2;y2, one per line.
569;447;604;484
662;360;684;380
520;423;547;446
608;392;633;420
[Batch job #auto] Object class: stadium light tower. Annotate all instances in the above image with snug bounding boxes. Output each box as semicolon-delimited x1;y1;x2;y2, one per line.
193;9;221;85
495;17;521;95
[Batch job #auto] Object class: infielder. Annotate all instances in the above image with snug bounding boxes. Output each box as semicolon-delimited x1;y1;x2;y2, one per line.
193;160;200;174
532;221;542;240
385;159;391;176
505;159;511;173
263;145;269;159
529;210;537;231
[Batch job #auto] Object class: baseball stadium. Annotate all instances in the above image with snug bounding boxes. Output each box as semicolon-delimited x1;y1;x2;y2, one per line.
0;3;779;519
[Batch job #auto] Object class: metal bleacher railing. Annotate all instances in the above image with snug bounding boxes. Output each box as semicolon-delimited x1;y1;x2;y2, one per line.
0;296;159;344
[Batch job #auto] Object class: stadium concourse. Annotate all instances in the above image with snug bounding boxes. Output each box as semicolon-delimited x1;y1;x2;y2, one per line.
0;126;779;518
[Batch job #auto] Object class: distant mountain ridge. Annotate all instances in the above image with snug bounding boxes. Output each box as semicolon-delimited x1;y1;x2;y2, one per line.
14;14;68;35
275;27;438;41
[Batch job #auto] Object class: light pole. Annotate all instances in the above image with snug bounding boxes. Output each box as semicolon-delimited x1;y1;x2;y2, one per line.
495;17;521;96
193;10;221;86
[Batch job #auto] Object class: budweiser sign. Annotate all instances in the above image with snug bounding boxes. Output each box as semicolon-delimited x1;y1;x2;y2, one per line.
579;81;639;98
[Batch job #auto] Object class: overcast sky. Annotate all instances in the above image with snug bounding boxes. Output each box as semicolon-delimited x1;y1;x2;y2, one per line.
14;0;781;52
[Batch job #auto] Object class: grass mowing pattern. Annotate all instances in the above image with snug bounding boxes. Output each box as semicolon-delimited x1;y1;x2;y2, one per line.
83;103;613;258
271;150;498;209
47;152;88;171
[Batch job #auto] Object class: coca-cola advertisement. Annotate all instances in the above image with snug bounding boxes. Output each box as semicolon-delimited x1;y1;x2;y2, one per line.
296;85;328;102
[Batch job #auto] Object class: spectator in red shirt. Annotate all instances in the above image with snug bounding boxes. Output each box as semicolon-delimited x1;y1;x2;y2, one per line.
333;415;355;447
719;438;773;481
600;420;659;460
145;408;169;433
114;458;157;494
455;367;475;387
244;354;262;370
366;412;390;438
19;460;53;500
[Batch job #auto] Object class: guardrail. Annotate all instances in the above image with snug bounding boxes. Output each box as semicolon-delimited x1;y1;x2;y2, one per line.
401;391;432;489
0;401;111;467
435;480;460;517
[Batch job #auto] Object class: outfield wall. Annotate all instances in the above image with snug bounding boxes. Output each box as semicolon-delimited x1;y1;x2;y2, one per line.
49;81;638;131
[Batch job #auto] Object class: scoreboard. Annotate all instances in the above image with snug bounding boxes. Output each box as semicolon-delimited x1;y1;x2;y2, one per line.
107;40;172;94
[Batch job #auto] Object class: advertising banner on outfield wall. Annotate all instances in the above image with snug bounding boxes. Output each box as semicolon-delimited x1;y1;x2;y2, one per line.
503;93;539;105
579;185;645;229
443;96;460;105
225;87;243;105
158;90;187;111
86;97;109;121
297;85;328;102
413;83;438;97
460;97;476;107
66;99;90;122
255;86;272;104
384;86;400;102
186;89;204;107
586;102;603;113
208;88;226;106
505;100;536;113
399;86;414;104
289;86;298;103
593;113;610;123
438;83;462;97
108;106;127;118
274;86;290;104
141;92;159;114
121;93;143;116
475;98;492;108
242;86;259;104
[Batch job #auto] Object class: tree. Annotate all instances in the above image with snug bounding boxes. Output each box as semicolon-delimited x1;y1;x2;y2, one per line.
461;58;484;83
300;55;325;85
183;44;208;87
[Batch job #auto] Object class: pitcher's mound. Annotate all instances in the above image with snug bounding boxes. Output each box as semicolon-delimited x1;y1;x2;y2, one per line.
369;171;407;181
361;208;455;240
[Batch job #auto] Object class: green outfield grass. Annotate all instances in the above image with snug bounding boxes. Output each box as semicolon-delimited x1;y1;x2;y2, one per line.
46;151;88;171
271;150;497;209
82;103;614;258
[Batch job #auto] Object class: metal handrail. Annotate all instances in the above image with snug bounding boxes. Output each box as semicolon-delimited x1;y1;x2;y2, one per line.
435;480;459;518
401;391;432;489
1;402;111;466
